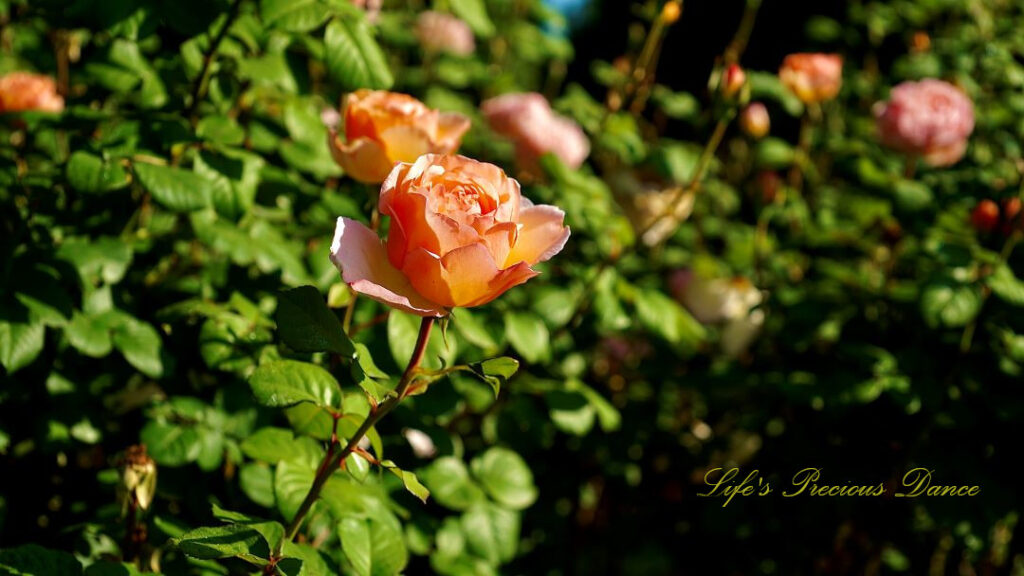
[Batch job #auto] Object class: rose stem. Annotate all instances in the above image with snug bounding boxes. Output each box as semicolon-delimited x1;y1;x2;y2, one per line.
282;317;434;544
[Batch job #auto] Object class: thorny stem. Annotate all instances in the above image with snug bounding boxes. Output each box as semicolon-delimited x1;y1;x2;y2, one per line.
282;317;434;544
186;0;244;126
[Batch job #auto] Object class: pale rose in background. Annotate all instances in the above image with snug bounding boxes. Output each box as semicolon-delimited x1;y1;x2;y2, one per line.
739;102;770;139
328;90;471;183
779;53;843;104
331;154;569;316
482;92;590;173
402;428;438;459
669;270;763;357
351;0;381;23
608;168;694;247
415;11;475;56
0;72;64;114
874;79;974;167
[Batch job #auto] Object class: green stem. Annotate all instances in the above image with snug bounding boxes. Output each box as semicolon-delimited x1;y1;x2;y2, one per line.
282;317;434;543
723;0;762;65
186;0;244;126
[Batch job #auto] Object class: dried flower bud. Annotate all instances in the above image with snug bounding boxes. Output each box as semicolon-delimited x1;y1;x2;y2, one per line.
121;445;157;511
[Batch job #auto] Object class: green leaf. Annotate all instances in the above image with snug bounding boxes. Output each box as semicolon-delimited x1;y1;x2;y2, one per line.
987;264;1024;306
196;115;245;146
754;137;796;169
111;316;164;378
461;503;519;564
177;523;274;563
241;427;323;464
275;286;355;356
324;15;394;91
338;517;372;576
748;71;804;116
921;282;982;328
240;463;276;508
140;422;201;467
451;0;495;37
388;312;454;370
380;460;430;503
275;458;318;522
418;457;486;511
634;288;705;352
0;321;45;374
468;357;519;397
66;151;130;194
249;360;343;410
892;179;933;211
345;452;371;483
470;447;537;510
133;162;213;212
260;0;330;32
503;312;550;364
0;544;82;576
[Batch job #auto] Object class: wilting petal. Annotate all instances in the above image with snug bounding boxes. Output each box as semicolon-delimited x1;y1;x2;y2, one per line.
506;204;570;266
401;243;537;308
330;217;446;316
328;132;393;184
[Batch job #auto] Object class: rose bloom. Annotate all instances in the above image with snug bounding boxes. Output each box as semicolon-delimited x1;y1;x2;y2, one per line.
415;11;475;56
778;53;843;104
481;92;590;173
0;72;64;114
874;79;974;167
739;102;770;139
331;154;570;316
669;270;764;358
328;90;471;183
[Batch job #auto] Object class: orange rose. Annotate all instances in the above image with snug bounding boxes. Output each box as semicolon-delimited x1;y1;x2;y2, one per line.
0;72;64;114
330;154;570;316
328;90;471;183
778;53;843;104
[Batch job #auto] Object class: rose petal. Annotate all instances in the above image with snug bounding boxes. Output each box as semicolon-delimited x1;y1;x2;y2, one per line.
328;132;394;184
433;112;472;152
380;124;435;165
401;243;538;308
386;190;480;268
330;217;446;317
506;204;570;266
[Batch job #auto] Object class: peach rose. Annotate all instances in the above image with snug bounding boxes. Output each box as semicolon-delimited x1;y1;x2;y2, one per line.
415;11;475;56
330;154;570;316
0;72;64;114
874;79;974;167
328;90;471;183
482;92;590;173
778;53;843;104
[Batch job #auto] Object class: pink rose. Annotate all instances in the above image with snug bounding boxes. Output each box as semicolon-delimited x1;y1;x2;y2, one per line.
482;92;590;173
330;154;570;316
0;72;64;114
415;11;475;56
874;79;974;167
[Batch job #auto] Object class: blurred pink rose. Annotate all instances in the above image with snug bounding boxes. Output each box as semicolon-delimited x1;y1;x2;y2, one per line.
0;72;64;114
874;79;974;167
739;102;770;139
779;53;843;104
482;92;590;173
351;0;381;23
415;11;475;56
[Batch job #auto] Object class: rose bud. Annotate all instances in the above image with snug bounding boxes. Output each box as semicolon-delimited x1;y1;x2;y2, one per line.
875;79;974;167
721;64;746;99
971;200;999;233
482;92;590;173
661;1;682;24
415;11;475;56
0;72;64;114
1002;197;1022;235
120;445;157;512
778;53;843;104
327;90;471;184
739;102;770;139
755;170;781;203
331;154;570;316
911;31;931;53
